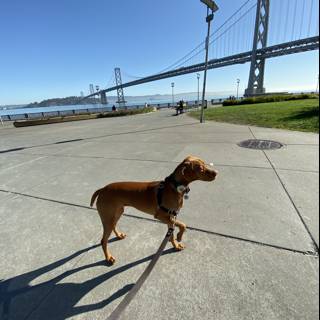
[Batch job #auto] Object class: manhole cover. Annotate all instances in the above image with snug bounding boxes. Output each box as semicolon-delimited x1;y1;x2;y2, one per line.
238;139;283;150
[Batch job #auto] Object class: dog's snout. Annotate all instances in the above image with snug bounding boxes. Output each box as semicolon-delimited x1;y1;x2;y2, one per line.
204;167;218;181
211;169;218;178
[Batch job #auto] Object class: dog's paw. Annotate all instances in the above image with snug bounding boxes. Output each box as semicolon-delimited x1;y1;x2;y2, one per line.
117;232;127;240
106;256;116;265
174;243;185;251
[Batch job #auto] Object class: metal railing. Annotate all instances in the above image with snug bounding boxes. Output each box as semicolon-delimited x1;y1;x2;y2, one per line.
0;99;226;122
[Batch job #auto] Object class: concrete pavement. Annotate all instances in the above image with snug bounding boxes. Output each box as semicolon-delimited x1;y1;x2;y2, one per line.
0;108;318;319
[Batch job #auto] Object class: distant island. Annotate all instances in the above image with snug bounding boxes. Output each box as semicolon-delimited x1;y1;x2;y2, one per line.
26;96;98;108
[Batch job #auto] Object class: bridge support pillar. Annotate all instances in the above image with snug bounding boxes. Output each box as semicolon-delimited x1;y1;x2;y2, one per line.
114;68;126;109
100;91;107;104
245;0;270;96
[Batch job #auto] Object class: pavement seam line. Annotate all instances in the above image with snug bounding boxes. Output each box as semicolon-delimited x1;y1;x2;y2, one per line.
122;213;318;257
11;151;319;174
262;152;319;253
0;188;318;258
0;156;90;206
0;122;198;155
1;155;46;172
286;143;319;146
11;152;271;170
248;127;319;254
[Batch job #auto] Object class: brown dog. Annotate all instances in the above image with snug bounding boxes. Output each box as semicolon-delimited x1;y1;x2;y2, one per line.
90;155;218;264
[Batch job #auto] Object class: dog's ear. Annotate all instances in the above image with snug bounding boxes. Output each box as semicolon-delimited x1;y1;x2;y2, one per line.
183;155;196;163
183;158;205;174
180;159;195;176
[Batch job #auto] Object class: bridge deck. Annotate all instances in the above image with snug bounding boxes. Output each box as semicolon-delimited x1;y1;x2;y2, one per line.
84;36;319;99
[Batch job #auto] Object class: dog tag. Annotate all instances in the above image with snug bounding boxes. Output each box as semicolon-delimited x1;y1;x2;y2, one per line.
184;194;189;200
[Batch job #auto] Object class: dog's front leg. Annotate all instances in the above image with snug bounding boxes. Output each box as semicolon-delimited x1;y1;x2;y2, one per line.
155;211;186;251
175;219;187;242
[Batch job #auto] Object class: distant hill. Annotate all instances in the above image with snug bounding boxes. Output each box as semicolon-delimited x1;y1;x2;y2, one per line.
26;96;98;108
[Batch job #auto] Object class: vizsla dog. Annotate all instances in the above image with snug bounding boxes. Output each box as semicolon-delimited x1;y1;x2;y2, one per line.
90;156;218;264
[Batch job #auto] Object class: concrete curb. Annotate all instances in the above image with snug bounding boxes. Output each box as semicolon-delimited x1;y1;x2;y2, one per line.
13;107;156;127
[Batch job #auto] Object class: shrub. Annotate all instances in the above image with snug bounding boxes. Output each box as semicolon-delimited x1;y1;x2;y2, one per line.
97;107;154;118
222;93;318;106
223;99;239;106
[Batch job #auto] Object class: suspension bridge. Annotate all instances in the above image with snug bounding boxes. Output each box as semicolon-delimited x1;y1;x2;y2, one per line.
84;0;319;105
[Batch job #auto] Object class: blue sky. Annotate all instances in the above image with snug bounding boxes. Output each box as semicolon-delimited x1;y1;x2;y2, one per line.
0;0;319;105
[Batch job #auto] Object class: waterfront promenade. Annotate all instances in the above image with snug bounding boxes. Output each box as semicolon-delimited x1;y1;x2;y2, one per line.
0;108;319;319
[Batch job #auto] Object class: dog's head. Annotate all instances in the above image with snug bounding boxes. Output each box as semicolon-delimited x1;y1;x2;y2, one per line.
174;155;218;183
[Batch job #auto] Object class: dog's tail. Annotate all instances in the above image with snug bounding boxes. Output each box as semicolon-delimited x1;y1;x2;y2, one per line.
90;188;103;207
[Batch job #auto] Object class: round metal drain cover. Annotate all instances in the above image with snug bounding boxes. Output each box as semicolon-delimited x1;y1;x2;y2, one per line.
238;139;283;150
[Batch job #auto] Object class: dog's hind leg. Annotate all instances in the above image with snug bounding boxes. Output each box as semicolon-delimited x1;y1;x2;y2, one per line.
98;205;125;264
101;223;115;265
113;207;126;239
113;227;126;239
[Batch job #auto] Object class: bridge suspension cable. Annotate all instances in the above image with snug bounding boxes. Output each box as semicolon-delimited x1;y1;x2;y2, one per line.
106;73;115;88
283;0;290;43
299;0;306;39
166;1;257;71
125;0;256;79
292;0;298;40
157;0;256;73
121;71;145;81
209;3;257;53
308;0;314;36
269;0;319;46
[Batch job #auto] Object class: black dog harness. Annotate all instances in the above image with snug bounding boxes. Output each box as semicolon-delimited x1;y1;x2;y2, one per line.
156;175;190;217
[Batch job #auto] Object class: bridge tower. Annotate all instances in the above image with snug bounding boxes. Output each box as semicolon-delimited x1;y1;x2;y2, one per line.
245;0;270;96
114;68;126;108
100;92;107;104
89;84;94;95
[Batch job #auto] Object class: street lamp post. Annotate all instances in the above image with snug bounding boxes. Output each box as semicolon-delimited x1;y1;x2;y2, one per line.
236;79;240;100
200;0;219;123
197;73;200;106
171;82;175;107
95;85;100;104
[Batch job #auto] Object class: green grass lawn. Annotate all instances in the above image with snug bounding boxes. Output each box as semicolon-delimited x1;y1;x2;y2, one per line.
189;98;319;133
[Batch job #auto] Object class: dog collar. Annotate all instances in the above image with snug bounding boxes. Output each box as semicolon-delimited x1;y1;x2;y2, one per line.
157;181;179;216
165;175;190;195
156;176;191;217
157;181;178;216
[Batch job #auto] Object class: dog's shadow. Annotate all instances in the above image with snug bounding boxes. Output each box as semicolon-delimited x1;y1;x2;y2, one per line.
0;239;176;320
